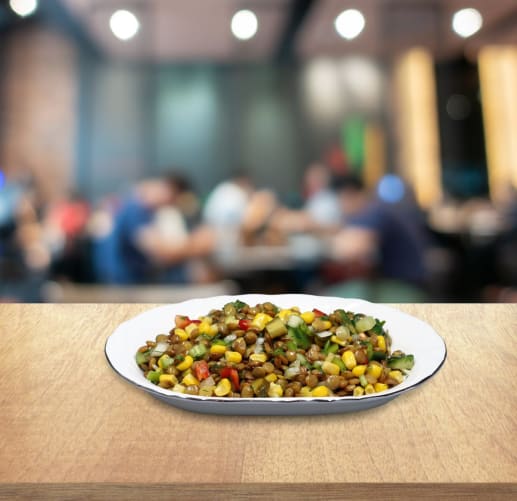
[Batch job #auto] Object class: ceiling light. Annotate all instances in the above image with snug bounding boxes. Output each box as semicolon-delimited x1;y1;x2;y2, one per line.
9;0;38;17
452;8;483;38
335;9;365;40
109;9;140;41
231;10;258;40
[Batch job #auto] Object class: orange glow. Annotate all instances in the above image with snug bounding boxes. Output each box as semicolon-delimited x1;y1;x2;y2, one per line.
479;46;517;203
363;123;385;189
394;48;442;208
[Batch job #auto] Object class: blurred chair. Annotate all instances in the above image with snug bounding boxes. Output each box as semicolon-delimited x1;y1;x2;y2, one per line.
42;280;238;303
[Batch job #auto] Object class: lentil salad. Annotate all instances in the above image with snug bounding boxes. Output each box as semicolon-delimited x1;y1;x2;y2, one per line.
135;300;415;398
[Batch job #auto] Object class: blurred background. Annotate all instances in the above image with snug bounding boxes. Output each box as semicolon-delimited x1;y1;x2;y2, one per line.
0;0;516;303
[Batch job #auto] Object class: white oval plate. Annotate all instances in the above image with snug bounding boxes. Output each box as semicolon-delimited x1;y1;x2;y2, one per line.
105;295;446;415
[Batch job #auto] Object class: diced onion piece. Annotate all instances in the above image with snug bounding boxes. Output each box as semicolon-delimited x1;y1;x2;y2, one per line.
335;325;349;340
223;333;237;343
287;315;303;328
150;341;170;357
315;330;333;338
199;375;215;388
254;337;265;354
284;366;301;379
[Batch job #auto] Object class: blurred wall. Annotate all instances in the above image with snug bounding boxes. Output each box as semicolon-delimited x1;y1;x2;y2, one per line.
0;27;77;201
0;26;387;202
80;61;154;198
81;60;385;201
155;66;303;196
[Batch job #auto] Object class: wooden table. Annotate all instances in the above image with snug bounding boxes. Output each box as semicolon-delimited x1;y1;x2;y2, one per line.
0;304;516;500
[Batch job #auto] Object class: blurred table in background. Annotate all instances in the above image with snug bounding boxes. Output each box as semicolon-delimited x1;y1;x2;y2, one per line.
213;235;328;293
42;280;238;303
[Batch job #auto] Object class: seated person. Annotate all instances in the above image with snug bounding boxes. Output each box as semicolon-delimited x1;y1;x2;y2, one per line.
97;174;213;285
329;175;430;291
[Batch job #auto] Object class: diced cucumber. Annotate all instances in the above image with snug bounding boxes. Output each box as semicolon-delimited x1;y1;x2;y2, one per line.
266;317;288;339
387;354;415;370
354;315;376;332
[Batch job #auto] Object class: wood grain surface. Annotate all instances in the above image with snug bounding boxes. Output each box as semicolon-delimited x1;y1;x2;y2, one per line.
0;303;516;499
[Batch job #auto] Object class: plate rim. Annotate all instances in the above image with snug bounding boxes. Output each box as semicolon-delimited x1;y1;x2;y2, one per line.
105;294;447;406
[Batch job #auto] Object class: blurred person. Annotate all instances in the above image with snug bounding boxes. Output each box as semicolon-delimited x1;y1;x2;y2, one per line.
202;171;253;227
240;189;285;246
325;174;430;300
0;170;49;301
97;173;214;285
44;193;92;282
267;162;342;237
302;162;342;228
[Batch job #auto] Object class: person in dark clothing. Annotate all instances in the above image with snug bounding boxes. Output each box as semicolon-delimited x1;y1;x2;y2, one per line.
330;175;430;293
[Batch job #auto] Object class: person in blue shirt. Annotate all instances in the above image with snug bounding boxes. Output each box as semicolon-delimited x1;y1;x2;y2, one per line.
329;175;430;297
96;174;213;285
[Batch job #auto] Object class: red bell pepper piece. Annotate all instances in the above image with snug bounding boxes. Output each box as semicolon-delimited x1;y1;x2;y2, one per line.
312;308;327;317
175;315;201;329
220;367;240;390
238;319;251;331
175;315;191;329
193;360;210;381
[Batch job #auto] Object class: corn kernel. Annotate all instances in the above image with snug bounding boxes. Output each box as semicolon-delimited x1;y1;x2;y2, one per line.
353;386;365;396
277;309;293;321
322;361;340;375
214;378;231;396
250;353;267;363
388;370;404;384
176;355;193;371
172;383;185;393
377;335;386;352
364;384;375;395
366;363;382;380
198;321;212;335
225;351;242;364
182;373;200;386
330;335;347;346
300;386;313;397
210;344;227;355
268;382;283;397
174;328;188;341
374;382;388;393
312;385;331;397
199;321;219;336
252;313;274;330
265;373;277;383
300;311;315;324
352;364;367;377
159;374;177;386
320;320;332;330
342;350;357;369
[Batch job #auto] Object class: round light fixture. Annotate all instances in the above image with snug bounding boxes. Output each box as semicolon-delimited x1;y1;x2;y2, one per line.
334;9;365;40
231;9;258;40
9;0;38;17
109;9;140;41
452;8;483;38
